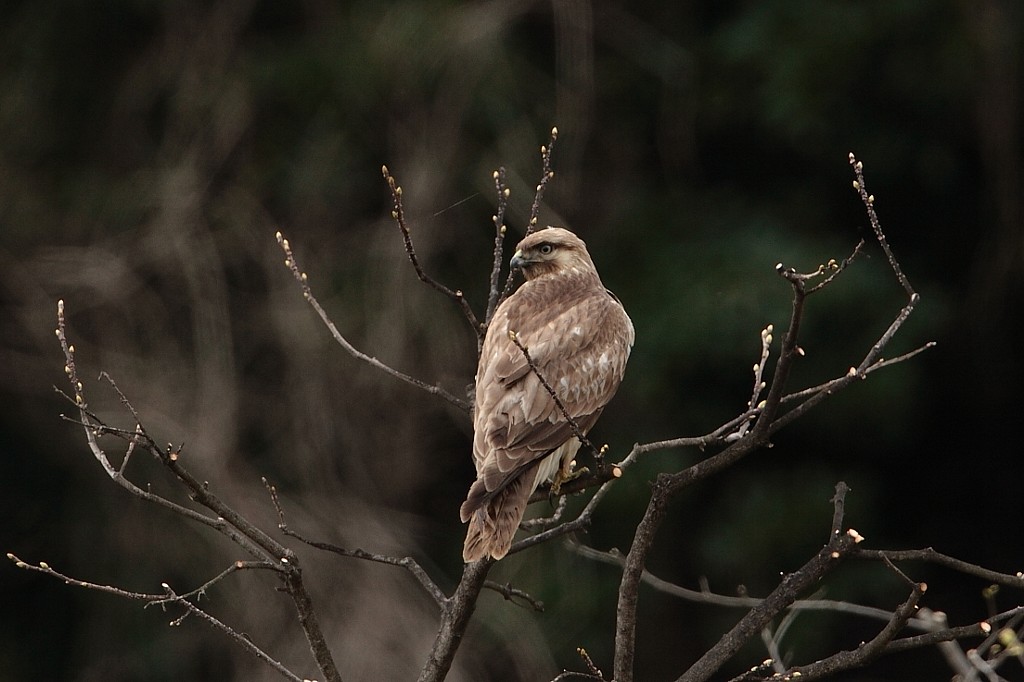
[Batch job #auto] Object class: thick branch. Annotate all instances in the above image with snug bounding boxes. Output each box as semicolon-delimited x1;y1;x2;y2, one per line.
613;284;808;682
418;558;494;682
782;583;926;680
675;487;864;682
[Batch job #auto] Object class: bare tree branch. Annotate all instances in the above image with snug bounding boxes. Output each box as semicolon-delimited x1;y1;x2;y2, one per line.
418;558;493;682
498;126;559;303
526;127;559;236
381;165;484;340
276;231;470;413
485;166;511;326
673;484;865;682
263;477;447;608
24;143;992;682
551;647;608;681
567;540;938;628
7;554;302;682
849;153;915;298
612;154;930;682
781;582;926;680
482;580;545;612
163;584;309;682
51;300;343;682
855;548;1024;590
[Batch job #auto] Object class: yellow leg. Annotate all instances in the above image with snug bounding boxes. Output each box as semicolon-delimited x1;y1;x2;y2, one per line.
550;460;589;495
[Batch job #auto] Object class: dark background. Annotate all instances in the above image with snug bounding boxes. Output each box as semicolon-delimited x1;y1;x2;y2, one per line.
2;1;1021;680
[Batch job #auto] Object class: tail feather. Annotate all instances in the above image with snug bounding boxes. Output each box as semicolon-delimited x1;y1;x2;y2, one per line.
462;463;540;562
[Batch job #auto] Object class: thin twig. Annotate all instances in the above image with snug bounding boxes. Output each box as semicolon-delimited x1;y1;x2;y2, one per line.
728;324;774;441
161;584;308;682
53;303;237;535
674;496;865;682
55;301;342;682
483;580;545;611
526;126;559;237
785;581;926;680
499;127;559;302
276;231;470;413
568;540;941;629
855;548;1024;589
485;167;510;326
7;554;302;681
521;494;570;529
381;166;484;339
779;340;936;406
551;647;607;681
806;239;866;295
885;607;1024;653
849;153;915;298
263;477;446;607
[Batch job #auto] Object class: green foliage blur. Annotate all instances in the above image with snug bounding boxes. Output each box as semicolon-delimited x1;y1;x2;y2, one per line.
2;0;1021;680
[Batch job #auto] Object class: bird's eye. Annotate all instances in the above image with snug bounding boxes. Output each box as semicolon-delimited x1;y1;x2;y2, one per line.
538;243;554;255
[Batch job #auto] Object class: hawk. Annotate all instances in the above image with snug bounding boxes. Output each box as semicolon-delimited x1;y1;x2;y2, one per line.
460;227;634;562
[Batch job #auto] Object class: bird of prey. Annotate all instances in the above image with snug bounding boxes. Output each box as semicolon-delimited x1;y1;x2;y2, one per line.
461;227;634;562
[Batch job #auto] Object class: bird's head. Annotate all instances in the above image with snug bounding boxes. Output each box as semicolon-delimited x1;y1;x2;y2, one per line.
509;227;597;281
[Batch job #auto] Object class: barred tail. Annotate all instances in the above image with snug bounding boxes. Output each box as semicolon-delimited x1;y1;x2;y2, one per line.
461;463;540;562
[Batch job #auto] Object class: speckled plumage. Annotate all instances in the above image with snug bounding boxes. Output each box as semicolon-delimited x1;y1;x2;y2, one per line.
461;227;634;562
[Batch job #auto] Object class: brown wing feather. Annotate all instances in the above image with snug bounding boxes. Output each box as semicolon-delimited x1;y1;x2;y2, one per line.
474;286;627;480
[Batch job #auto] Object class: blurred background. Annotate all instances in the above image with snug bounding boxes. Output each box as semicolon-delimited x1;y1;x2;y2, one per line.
2;0;1021;680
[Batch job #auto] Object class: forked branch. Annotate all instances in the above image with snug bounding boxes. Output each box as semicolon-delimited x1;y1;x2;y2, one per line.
611;154;933;682
34;300;344;682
